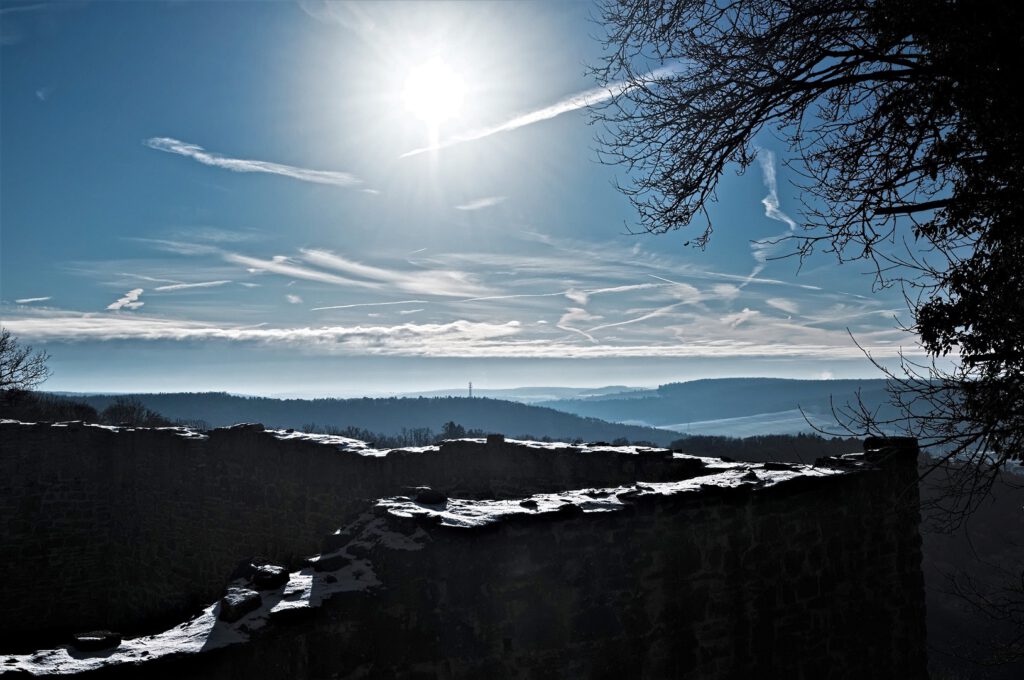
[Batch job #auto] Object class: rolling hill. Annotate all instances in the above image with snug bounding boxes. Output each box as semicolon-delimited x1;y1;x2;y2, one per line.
537;378;894;434
72;393;683;446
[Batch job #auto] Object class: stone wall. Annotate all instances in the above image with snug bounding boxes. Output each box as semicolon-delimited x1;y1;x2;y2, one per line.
0;421;703;642
1;421;928;678
59;439;927;680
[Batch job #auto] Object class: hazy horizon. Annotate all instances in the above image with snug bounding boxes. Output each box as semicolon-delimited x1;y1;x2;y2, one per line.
35;352;898;399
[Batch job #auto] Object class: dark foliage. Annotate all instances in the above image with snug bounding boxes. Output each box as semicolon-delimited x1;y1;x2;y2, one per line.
670;433;862;464
0;391;194;430
99;397;173;428
0;390;100;423
0;328;50;391
593;0;1024;524
300;422;488;448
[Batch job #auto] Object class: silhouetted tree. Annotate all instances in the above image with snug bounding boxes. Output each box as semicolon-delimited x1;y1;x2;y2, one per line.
0;328;51;391
100;397;172;428
440;421;467;440
0;391;99;423
593;0;1024;523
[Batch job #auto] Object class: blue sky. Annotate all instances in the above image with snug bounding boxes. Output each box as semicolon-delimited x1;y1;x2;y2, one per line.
0;1;919;396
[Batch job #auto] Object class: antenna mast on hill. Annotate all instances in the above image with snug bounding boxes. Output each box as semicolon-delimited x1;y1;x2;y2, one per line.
468;381;473;399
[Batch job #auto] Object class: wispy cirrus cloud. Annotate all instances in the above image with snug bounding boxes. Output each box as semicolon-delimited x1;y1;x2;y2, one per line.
557;307;602;342
118;273;181;285
224;253;377;290
300;249;488;297
401;67;678;158
758;150;798;232
107;288;144;311
765;297;799;315
14;296;51;304
311;300;428;312
1;307;915;360
146;137;364;189
153;280;232;292
3;310;526;354
0;3;50;16
455;196;506;211
72;227;910;362
746;149;799;284
286;294;303;305
297;0;377;33
564;282;668;306
220;249;489;298
721;307;760;328
588;301;690;333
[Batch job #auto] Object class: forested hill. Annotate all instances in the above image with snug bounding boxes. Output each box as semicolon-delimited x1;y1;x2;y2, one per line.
538;378;893;428
72;393;682;446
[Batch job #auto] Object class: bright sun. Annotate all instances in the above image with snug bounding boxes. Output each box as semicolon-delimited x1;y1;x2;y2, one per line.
402;57;465;126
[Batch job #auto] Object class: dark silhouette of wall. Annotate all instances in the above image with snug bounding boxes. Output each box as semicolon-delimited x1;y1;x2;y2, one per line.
0;422;927;677
78;439;927;680
0;421;701;642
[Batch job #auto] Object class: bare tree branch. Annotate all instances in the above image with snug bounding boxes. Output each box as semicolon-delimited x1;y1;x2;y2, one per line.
0;328;51;392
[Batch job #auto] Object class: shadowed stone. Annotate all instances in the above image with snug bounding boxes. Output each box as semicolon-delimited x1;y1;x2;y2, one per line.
413;487;448;506
313;553;351;573
219;587;261;623
70;631;121;652
252;564;288;590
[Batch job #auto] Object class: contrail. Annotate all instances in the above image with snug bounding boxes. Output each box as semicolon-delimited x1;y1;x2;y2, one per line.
400;66;679;158
742;149;800;286
146;137;364;189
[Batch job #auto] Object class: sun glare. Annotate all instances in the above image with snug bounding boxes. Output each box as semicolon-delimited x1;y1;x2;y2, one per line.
403;57;466;126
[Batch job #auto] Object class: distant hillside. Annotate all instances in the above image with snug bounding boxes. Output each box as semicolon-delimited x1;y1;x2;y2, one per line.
72;393;683;446
538;378;894;434
395;386;641;403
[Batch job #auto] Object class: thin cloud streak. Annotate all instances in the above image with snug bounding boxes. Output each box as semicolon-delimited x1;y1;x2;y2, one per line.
557;307;601;343
14;296;51;304
146;137;364;189
224;253;379;290
463;291;570;303
153;280;232;292
744;149;799;285
2;310;914;360
765;298;799;315
467;282;669;306
0;4;49;15
118;273;182;285
107;288;144;311
455;196;507;211
300;249;487;297
311;300;429;311
297;0;376;33
721;307;761;328
587;301;689;333
757;150;798;232
401;67;678;158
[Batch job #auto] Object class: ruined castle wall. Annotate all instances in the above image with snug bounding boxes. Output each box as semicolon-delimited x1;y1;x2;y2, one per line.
0;422;702;640
121;445;928;680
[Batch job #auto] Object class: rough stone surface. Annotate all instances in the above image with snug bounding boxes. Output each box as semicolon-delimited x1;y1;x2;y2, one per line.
51;442;927;680
412;487;448;506
0;435;927;679
218;587;261;623
69;631;120;653
251;564;288;591
0;421;706;640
